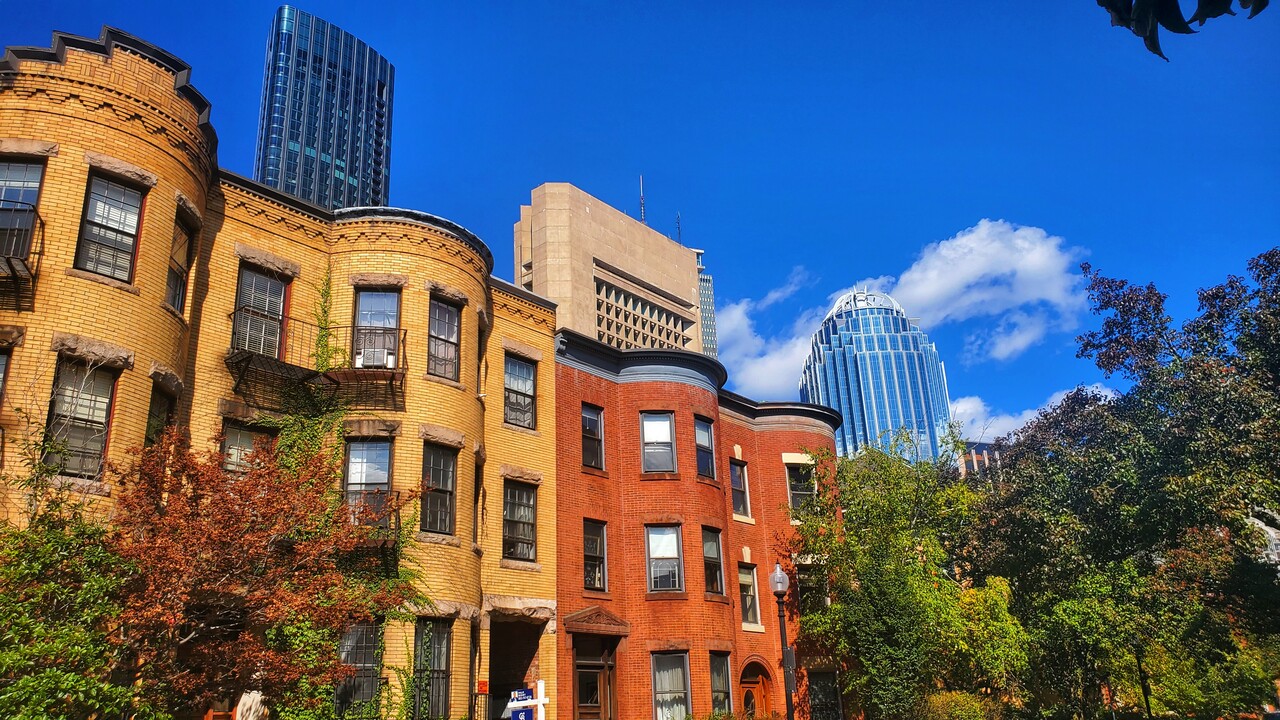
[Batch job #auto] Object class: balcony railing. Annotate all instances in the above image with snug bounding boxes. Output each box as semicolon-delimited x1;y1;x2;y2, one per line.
0;201;43;311
346;489;401;545
225;306;408;410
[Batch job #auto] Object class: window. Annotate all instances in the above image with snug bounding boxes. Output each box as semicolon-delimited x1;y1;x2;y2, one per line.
420;443;457;535
427;299;460;380
788;464;815;510
165;218;194;312
651;653;691;720
584;520;607;591
45;361;116;479
413;618;451;720
694;417;715;478
232;266;287;358
739;565;760;625
641;412;675;473
710;653;732;714
353;290;400;369
503;355;536;429
144;383;175;447
798;566;831;617
336;621;382;717
730;461;750;517
345;440;391;526
702;527;724;595
502;480;536;561
222;423;270;473
807;670;843;720
0;350;9;407
581;404;604;469
0;161;44;260
76;175;143;282
646;525;683;592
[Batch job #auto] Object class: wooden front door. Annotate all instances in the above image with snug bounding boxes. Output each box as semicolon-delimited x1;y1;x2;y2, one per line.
574;635;617;720
740;662;774;718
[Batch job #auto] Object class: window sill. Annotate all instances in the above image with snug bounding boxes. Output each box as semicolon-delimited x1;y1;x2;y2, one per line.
422;372;466;392
639;472;680;482
472;542;484;557
56;474;110;497
583;589;613;601
160;301;188;327
502;422;541;437
499;557;542;572
414;531;461;547
742;622;766;634
645;591;688;601
696;476;719;489
581;466;609;479
732;513;756;525
705;592;731;605
65;267;140;296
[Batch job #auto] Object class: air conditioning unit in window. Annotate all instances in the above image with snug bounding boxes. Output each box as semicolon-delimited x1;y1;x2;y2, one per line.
354;349;395;369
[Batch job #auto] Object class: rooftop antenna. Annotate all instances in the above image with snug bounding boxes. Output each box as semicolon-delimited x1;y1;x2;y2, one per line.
676;211;682;244
639;175;646;225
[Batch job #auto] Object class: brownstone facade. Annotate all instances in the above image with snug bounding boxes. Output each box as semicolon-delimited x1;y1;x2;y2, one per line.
554;329;843;720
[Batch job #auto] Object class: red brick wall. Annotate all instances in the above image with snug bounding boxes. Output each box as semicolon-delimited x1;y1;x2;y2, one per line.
555;356;837;720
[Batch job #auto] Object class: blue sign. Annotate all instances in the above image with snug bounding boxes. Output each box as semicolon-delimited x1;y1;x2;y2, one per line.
510;688;534;720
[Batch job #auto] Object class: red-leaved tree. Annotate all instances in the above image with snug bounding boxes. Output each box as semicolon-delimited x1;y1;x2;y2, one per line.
107;430;418;713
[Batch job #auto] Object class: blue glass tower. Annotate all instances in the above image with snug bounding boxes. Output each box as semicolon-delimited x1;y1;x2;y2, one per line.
254;6;394;209
799;289;951;459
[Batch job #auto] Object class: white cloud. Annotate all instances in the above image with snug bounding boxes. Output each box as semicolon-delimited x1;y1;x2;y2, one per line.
832;219;1085;362
716;269;824;400
950;383;1118;442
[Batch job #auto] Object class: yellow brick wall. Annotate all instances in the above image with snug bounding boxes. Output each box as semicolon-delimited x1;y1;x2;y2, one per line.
1;34;562;718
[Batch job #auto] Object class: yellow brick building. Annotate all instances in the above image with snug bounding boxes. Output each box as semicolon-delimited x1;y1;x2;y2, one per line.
0;27;557;719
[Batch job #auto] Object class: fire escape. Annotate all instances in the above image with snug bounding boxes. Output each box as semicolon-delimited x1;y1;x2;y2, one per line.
0;201;43;312
224;307;408;413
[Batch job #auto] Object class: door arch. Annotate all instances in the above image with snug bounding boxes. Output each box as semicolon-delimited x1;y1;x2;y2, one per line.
739;661;774;718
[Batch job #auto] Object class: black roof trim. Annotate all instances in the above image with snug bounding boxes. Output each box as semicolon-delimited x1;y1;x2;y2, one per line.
2;26;218;165
718;389;843;431
556;327;729;389
220;169;332;219
491;277;557;312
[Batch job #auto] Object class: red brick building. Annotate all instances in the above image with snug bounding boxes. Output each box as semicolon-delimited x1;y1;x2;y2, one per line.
554;329;844;720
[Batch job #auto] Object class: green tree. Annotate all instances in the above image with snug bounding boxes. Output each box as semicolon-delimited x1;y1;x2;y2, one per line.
793;442;1028;719
967;248;1280;718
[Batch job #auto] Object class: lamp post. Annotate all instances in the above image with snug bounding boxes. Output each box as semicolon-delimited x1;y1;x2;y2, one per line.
770;562;797;720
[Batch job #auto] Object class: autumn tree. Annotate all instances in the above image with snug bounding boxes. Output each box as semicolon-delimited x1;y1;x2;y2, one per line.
967;248;1280;718
106;428;421;715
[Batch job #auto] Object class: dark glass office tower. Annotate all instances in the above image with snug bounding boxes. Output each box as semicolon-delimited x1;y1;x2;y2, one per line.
254;6;394;208
799;289;951;459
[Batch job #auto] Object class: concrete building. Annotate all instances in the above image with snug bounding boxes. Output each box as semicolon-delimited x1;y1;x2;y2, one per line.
0;27;554;719
799;289;951;460
695;249;718;359
253;6;394;209
554;329;845;720
514;183;706;354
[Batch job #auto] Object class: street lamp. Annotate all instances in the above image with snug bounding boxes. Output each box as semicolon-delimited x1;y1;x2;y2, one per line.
770;562;797;720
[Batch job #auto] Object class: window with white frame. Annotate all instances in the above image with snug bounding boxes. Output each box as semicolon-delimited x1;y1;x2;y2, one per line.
646;525;683;592
641;412;675;473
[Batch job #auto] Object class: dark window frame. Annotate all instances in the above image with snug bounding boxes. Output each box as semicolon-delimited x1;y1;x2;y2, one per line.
730;460;750;517
165;216;196;313
344;438;394;527
75;173;146;284
144;382;176;447
412;617;451;720
502;479;537;561
584;519;607;592
232;264;291;359
651;652;691;720
221;422;274;473
427;298;461;381
788;463;816;510
420;442;457;535
581;403;604;470
739;563;761;626
352;287;401;370
336;620;383;717
702;527;724;595
710;652;733;714
503;354;537;429
694;416;715;478
44;360;118;480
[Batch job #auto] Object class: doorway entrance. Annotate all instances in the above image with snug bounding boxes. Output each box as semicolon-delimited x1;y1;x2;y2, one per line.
740;662;774;717
573;635;617;719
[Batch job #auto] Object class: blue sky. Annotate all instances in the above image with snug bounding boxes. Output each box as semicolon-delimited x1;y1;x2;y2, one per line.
9;2;1279;440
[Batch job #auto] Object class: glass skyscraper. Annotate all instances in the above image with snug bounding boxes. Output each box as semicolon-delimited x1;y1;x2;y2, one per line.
254;6;394;209
799;289;951;459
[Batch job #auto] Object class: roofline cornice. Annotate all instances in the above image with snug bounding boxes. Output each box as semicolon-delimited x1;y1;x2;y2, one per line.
555;328;728;389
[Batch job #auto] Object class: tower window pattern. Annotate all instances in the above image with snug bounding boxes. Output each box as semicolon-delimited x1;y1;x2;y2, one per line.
594;277;692;351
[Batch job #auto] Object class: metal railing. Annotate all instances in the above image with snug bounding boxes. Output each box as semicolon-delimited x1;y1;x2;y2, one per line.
0;202;39;262
228;305;409;374
345;489;402;541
